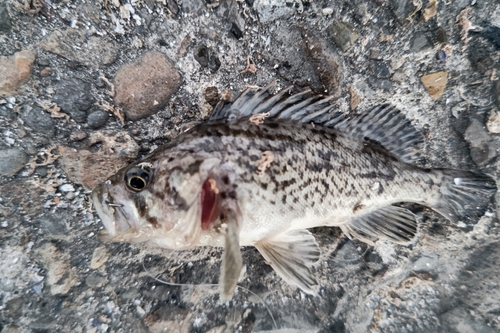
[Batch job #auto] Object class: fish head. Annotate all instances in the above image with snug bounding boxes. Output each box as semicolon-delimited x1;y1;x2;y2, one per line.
92;154;222;250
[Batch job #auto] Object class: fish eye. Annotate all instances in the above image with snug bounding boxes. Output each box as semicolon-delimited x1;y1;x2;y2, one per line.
124;166;152;192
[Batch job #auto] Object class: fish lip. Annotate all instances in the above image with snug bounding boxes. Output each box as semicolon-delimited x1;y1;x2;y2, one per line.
92;183;119;237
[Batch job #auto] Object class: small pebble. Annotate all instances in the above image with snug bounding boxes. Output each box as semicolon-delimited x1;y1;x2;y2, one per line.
35;166;49;177
59;184;75;192
322;8;333;16
37;58;50;66
486;109;500;133
21;103;55;136
40;67;53;77
69;129;88;141
86;111;109;129
327;20;359;52
230;22;243;39
0;2;12;33
203;86;219;107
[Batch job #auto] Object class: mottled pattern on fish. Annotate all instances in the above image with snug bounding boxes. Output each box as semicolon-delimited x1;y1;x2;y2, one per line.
92;82;497;298
146;119;441;244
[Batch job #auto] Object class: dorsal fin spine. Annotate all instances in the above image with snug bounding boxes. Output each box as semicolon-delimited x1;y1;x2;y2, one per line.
208;84;424;164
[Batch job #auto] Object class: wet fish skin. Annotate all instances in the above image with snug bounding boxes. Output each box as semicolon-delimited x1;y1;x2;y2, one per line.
92;83;497;298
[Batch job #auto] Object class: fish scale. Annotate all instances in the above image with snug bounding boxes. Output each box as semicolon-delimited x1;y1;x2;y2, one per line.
92;83;496;299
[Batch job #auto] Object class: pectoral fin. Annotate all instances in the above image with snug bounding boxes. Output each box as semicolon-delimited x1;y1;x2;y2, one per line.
219;209;243;301
255;229;320;295
340;205;418;245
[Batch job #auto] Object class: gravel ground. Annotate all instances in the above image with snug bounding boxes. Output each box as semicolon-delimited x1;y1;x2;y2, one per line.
1;0;500;332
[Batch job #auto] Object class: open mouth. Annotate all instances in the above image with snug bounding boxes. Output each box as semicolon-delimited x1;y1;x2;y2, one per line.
200;178;221;231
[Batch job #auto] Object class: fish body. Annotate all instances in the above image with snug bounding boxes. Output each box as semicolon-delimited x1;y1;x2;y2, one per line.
92;83;496;298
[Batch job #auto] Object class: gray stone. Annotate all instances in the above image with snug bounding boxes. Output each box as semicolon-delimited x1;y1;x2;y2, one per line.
69;129;88;141
374;61;391;79
52;78;95;123
37;58;50;67
86;111;109;129
34;166;49;177
39;29;118;68
464;118;497;166
434;27;448;44
253;0;295;24
38;211;69;237
0;2;12;33
21;103;55;136
391;0;422;25
412;254;438;275
85;272;107;289
327;20;359;52
411;32;433;52
194;45;221;72
0;148;28;176
368;77;393;91
331;241;363;271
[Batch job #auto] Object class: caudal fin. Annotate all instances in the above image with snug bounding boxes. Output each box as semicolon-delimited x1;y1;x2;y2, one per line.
432;170;497;223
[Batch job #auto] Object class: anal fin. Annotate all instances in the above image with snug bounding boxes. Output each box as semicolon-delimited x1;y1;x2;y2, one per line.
254;229;320;295
340;205;418;245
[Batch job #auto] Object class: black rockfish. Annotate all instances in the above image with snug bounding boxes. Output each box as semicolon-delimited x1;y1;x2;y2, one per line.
92;82;497;299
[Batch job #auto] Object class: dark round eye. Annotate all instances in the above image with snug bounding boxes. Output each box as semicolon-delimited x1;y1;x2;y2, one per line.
124;166;153;192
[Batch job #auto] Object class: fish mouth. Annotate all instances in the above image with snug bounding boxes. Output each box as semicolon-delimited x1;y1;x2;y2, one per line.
92;183;128;237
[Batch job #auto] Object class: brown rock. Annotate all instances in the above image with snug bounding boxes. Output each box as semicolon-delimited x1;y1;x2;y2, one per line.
90;247;109;269
420;71;448;101
349;86;360;110
58;147;128;190
40;67;53;77
114;52;182;120
486;109;500;134
0;50;36;96
38;243;78;295
69;129;87;141
58;130;139;190
203;86;219;107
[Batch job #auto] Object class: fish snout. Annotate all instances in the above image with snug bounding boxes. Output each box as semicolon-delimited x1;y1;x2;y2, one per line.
92;182;120;237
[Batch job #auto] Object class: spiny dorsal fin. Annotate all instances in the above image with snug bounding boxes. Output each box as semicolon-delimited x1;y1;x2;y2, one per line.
335;104;424;164
340;205;419;245
254;229;320;295
210;84;424;164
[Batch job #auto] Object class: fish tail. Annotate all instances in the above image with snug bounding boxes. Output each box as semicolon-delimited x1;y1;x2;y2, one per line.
431;169;497;223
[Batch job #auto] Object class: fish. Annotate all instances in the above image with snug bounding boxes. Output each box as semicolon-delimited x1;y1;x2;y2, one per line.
92;82;497;299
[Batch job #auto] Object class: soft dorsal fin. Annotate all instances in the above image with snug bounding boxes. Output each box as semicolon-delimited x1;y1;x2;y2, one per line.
209;84;424;164
254;229;320;295
335;105;424;164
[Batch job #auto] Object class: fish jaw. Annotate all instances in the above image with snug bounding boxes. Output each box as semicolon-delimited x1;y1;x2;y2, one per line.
92;179;140;238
